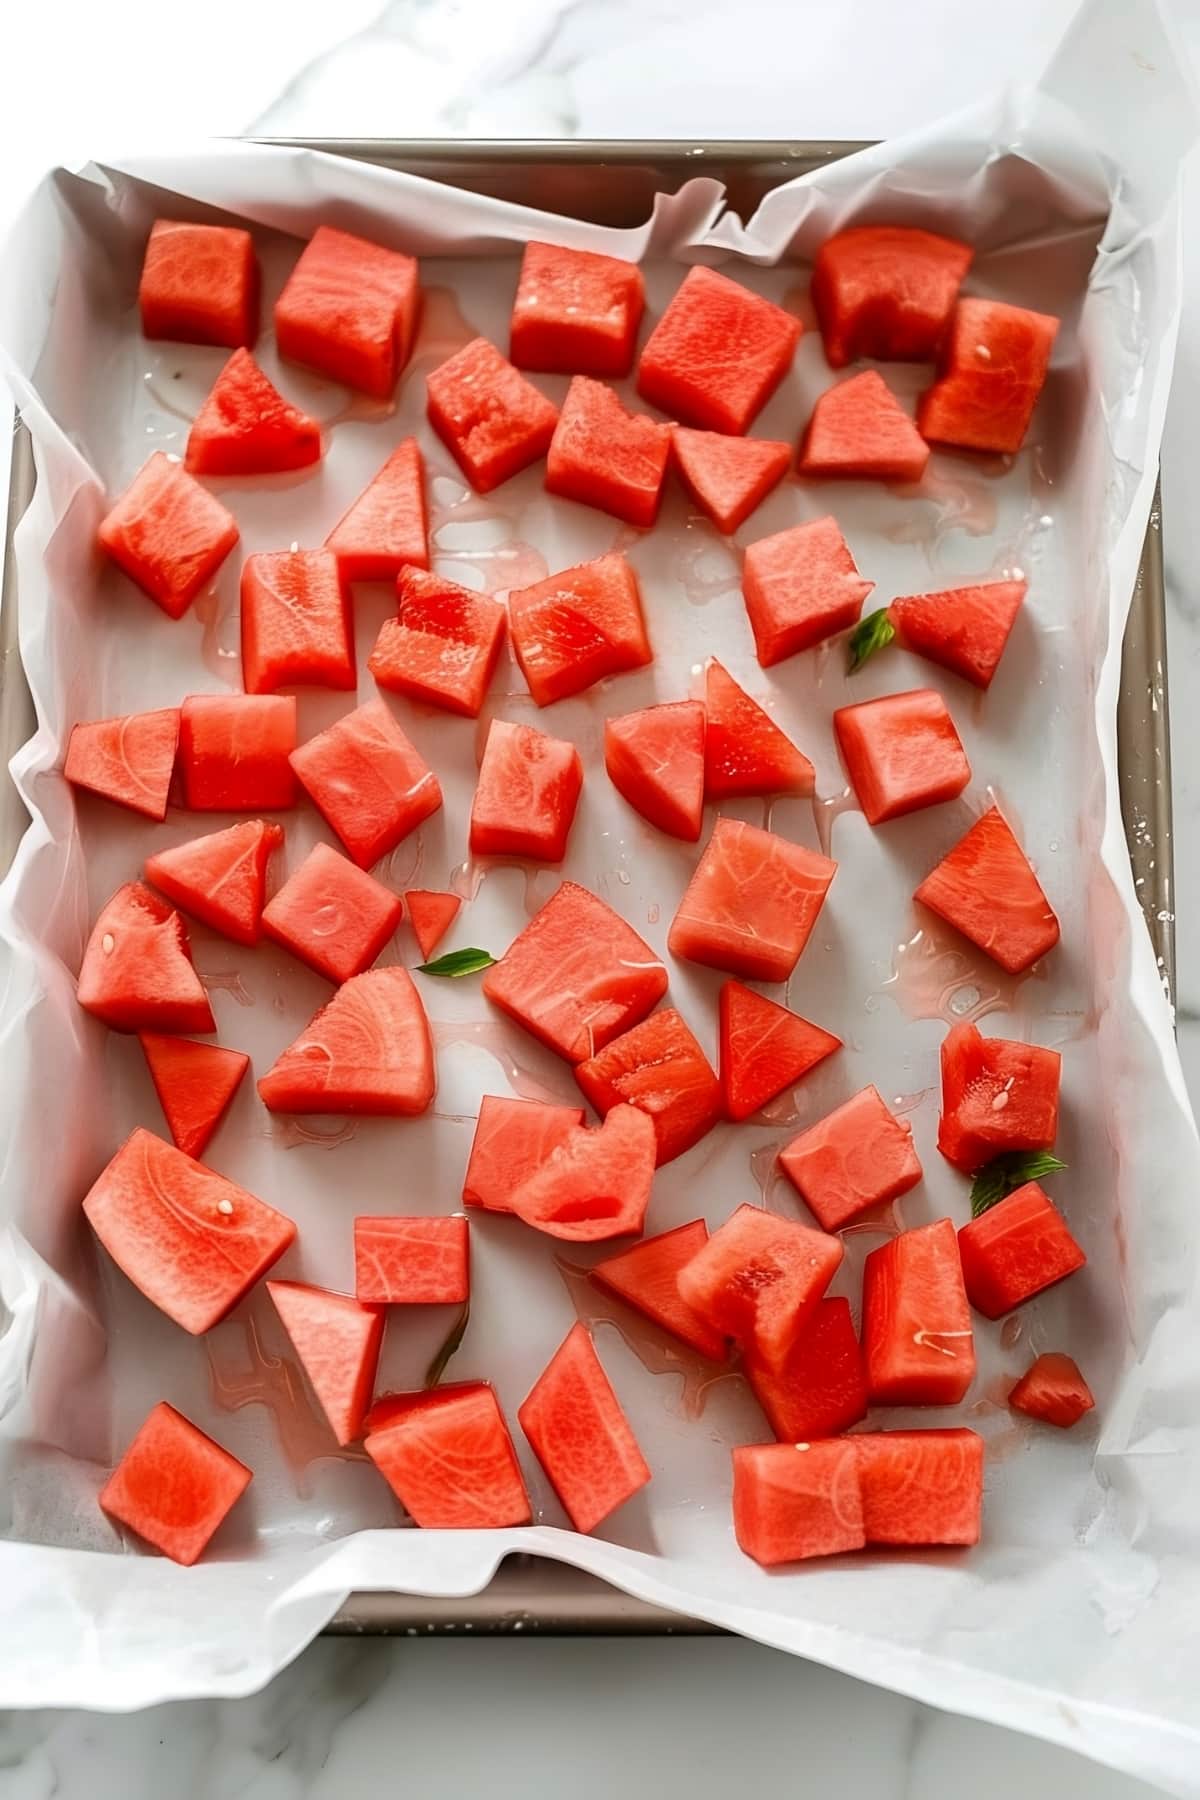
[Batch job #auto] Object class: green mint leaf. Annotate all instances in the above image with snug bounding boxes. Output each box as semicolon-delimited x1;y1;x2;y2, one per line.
424;1302;470;1388
847;608;897;673
970;1152;1067;1218
416;947;496;978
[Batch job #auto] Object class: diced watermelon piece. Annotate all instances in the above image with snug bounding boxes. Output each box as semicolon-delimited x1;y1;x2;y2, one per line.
179;695;297;811
258;966;434;1116
677;1202;843;1372
591;1220;727;1361
798;370;930;482
835;688;970;824
267;1280;384;1445
290;698;442;869
508;553;652;707
575;1008;721;1166
240;549;354;695
369;566;505;719
462;1095;586;1213
718;980;840;1122
138;1033;249;1159
732;1440;864;1566
916;806;1059;973
406;889;461;961
508;1104;656;1242
854;1428;983;1544
185;349;321;476
637;266;800;435
83;1127;295;1334
353;1214;469;1304
483;879;667;1063
604;700;705;842
889;580;1026;689
275;224;420;399
510;240;645;377
779;1084;921;1231
78;883;214;1035
144;819;282;947
98;453;239;620
669;818;836;983
742;516;874;666
139;221;259;350
745;1296;867;1441
811;226;972;368
939;1021;1061;1173
99;1402;251;1566
1008;1352;1094;1428
671;428;790;534
325;439;428;581
427;337;558;492
545;377;671;527
366;1383;532;1527
518;1322;651;1532
704;659;813;799
862;1218;975;1405
261;842;402;984
918;298;1059;454
958;1181;1085;1318
65;707;179;820
469;719;583;862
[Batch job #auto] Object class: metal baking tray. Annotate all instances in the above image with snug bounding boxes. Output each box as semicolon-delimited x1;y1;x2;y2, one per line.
0;140;1173;1637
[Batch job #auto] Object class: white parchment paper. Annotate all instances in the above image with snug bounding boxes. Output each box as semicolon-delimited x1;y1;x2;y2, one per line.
2;0;1199;1790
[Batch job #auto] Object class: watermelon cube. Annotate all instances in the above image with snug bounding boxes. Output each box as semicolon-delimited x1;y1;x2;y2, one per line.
575;1007;721;1166
98;453;239;620
508;1104;657;1242
290;698;441;869
427;336;558;492
742;516;874;666
509;553;652;706
462;1095;586;1213
268;1280;384;1445
835;688;970;824
798;369;930;483
918;298;1059;454
325;439;429;582
261;841;403;984
704;658;813;800
862;1218;976;1405
604;700;706;842
365;1383;532;1528
854;1428;983;1545
405;889;461;961
275;224;420;398
718;980;840;1122
677;1202;843;1372
518;1322;651;1533
258;967;434;1116
179;695;297;811
732;1440;865;1566
369;566;506;719
545;376;671;526
510;240;645;377
138;1034;249;1160
779;1084;922;1232
889;579;1027;690
1008;1352;1094;1429
939;1022;1061;1173
354;1214;469;1305
669;817;836;983
744;1296;867;1442
139;220;259;350
591;1220;727;1361
144;819;282;946
957;1180;1085;1318
241;549;355;695
637;266;800;435
469;719;583;862
185;349;321;476
811;226;972;368
915;806;1059;973
65;707;179;820
100;1402;251;1566
78;883;214;1035
671;428;791;534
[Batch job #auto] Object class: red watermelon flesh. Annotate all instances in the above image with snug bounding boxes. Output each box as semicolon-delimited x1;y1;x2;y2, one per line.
591;1220;727;1361
957;1180;1085;1319
83;1127;295;1334
812;226;972;368
98;453;239;620
65;707;179;820
365;1383;532;1528
835;688;970;824
745;1296;867;1442
637;266;800;436
508;553;652;707
742;516;874;666
545;376;671;527
78;883;214;1035
470;719;583;862
267;1279;384;1445
779;1084;921;1231
669;818;836;983
939;1021;1061;1173
677;1202;843;1373
518;1322;650;1533
144;819;282;947
240;549;354;695
354;1214;469;1305
718;981;841;1122
258;966;434;1116
671;428;790;534
798;369;930;482
575;1008;721;1166
138;1033;249;1159
604;700;705;842
185;348;321;476
427;336;558;492
854;1428;983;1545
889;580;1026;689
99;1401;251;1566
289;698;442;869
275;225;420;399
261;841;402;984
862;1218;975;1405
406;889;461;961
1009;1352;1094;1429
325;439;428;581
510;240;644;378
704;659;813;799
179;695;297;811
369;566;506;719
462;1095;585;1213
915;805;1059;973
139;220;259;351
482;879;667;1063
732;1439;864;1566
918;298;1059;454
508;1103;656;1242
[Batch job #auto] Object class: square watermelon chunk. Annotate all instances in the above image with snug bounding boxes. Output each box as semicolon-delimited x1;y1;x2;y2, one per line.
99;1402;251;1565
427;337;558;492
98;452;239;620
545;377;672;527
811;226;972;368
469;719;583;862
939;1021;1061;1173
366;1383;531;1528
461;1095;585;1212
574;1007;721;1166
289;699;442;869
918;298;1059;454
779;1084;922;1231
854;1429;983;1545
744;1296;867;1443
275;224;420;399
669;817;835;983
508;553;652;706
732;1440;865;1566
510;240;645;377
261;841;403;984
240;549;355;694
637;266;800;435
369;566;506;719
138;220;259;350
915;805;1059;972
677;1202;843;1373
957;1181;1085;1318
862;1218;975;1405
179;695;297;811
742;516;874;666
354;1215;469;1305
835;688;970;824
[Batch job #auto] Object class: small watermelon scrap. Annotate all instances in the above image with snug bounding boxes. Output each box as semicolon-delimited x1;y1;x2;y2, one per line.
145;819;282;946
139;221;259;350
637;266;800;435
669;818;836;983
704;659;813;800
957;1180;1085;1319
1008;1352;1094;1429
719;981;840;1122
916;806;1059;973
98;453;239;620
835;688;970;824
78;883;214;1035
545;376;671;527
862;1218;975;1405
267;1280;384;1445
508;1103;656;1242
812;226;972;368
508;553;652;706
779;1084;921;1231
518;1322;651;1533
918;298;1059;454
889;580;1026;689
275;224;420;399
742;516;874;666
185;348;321;476
427;336;558;492
677;1202;843;1373
672;428;790;534
798;370;930;483
854;1428;983;1545
290;698;442;869
510;240;645;377
354;1214;469;1305
258;966;434;1117
575;1007;721;1166
261;842;402;984
65;707;179;820
370;567;506;719
462;1096;585;1213
325;439;429;581
406;889;461;961
179;695;297;811
591;1220;727;1361
604;700;705;842
939;1021;1061;1174
240;549;354;695
83;1127;296;1334
99;1402;251;1566
365;1383;532;1528
139;1034;249;1159
745;1296;867;1442
732;1439;865;1566
469;719;583;862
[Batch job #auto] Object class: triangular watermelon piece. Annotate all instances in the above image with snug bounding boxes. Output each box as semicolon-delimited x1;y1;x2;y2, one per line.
719;979;841;1121
672;428;790;534
604;700;705;841
890;580;1026;689
267;1280;384;1445
185;348;321;477
77;883;215;1035
704;660;813;799
257;966;435;1116
144;820;283;948
64;707;179;820
139;1033;250;1159
405;889;462;961
325;438;429;581
798;370;930;482
508;1103;656;1242
591;1220;728;1361
915;806;1059;974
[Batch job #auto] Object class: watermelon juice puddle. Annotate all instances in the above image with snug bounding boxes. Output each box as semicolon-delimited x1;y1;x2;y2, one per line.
193;587;240;687
811;786;859;860
272;1116;359;1151
674;519;741;607
876;913;1041;1027
448;857;558;917
429;1018;568;1105
206;1314;368;1487
197;965;254;1007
